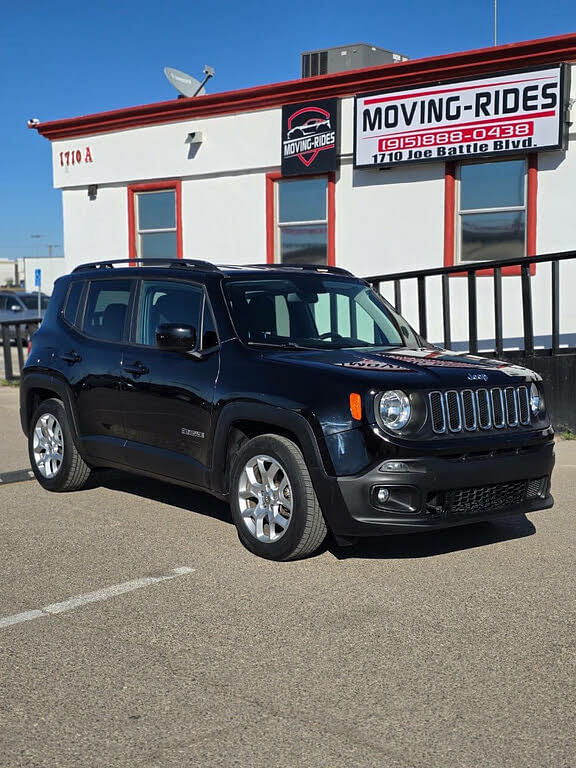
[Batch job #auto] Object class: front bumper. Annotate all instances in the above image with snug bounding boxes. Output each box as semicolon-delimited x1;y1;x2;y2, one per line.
325;439;555;536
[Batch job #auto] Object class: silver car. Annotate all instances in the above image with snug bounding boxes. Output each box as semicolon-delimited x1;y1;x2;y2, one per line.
0;291;49;342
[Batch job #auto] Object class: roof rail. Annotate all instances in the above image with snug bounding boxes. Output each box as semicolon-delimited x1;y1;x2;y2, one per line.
245;263;353;276
72;258;220;273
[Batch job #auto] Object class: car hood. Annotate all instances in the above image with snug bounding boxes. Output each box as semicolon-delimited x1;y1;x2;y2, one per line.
265;346;540;388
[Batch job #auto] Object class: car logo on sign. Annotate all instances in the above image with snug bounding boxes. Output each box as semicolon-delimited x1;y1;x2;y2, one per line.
467;372;488;381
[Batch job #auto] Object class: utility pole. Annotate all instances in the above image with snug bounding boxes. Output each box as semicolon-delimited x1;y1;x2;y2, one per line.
494;0;498;46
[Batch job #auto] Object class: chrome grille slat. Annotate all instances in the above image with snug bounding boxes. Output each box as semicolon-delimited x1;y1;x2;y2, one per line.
491;388;505;429
429;385;533;435
475;388;492;429
445;391;462;432
517;385;530;425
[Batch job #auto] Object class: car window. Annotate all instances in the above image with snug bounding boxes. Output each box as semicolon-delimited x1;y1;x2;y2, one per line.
83;280;132;342
137;280;203;346
225;276;406;349
20;295;50;310
0;296;7;310
63;282;84;327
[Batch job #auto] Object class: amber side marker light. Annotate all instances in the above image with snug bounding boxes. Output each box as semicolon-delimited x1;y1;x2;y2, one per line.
349;393;362;421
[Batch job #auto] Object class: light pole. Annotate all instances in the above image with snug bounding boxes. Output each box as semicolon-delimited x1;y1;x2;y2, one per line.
30;234;44;257
46;244;60;259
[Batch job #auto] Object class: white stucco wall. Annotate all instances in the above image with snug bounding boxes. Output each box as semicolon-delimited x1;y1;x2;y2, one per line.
53;64;576;350
62;185;129;264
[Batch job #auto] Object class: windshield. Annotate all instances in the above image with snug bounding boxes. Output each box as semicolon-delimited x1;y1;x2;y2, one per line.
224;275;420;349
20;295;50;310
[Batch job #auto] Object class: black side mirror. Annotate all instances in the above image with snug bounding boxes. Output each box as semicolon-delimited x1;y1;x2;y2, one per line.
156;323;197;352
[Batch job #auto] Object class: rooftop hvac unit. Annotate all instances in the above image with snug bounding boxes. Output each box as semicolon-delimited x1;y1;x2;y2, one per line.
301;44;409;78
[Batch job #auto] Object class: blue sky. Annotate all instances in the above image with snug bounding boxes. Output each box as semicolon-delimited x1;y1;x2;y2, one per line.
0;0;573;261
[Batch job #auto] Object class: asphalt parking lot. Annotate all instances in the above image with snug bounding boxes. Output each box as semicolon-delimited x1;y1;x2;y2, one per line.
1;386;575;767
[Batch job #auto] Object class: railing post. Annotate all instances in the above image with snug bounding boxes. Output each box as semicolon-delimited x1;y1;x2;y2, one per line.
467;270;478;354
493;266;503;358
417;276;427;339
521;262;534;356
441;274;451;350
551;259;560;354
393;279;402;314
2;325;13;381
15;323;25;374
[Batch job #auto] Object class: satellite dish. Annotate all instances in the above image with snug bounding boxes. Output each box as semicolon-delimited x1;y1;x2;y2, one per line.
164;67;206;98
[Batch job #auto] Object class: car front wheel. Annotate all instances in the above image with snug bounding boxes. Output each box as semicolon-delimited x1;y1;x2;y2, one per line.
230;434;327;561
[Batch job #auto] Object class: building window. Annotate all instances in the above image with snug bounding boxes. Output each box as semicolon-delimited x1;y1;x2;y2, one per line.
457;159;526;263
128;181;182;262
266;173;335;265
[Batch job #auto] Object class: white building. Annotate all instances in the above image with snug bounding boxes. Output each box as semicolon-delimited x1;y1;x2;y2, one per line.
32;33;576;350
23;257;66;295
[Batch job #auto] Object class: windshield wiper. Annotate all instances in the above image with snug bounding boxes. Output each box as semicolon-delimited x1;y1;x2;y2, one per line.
246;341;317;350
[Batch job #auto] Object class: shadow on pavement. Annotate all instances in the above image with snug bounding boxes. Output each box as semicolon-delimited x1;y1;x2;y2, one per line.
329;515;536;560
93;470;232;525
91;469;536;561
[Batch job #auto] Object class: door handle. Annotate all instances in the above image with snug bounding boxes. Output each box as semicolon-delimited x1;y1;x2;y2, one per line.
59;351;81;364
124;361;149;377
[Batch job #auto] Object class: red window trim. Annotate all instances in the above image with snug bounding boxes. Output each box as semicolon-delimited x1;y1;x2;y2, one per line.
127;180;183;264
443;154;537;276
265;172;335;266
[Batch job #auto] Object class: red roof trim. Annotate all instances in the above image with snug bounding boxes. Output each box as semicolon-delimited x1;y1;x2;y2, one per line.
35;32;576;141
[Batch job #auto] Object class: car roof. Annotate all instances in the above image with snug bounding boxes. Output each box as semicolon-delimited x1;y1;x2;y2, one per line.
70;259;355;280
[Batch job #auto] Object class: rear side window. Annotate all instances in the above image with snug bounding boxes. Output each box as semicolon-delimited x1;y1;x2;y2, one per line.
63;281;84;327
83;280;132;342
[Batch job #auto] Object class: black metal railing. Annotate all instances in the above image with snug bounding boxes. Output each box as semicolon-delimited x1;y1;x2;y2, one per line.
1;318;42;381
365;250;576;358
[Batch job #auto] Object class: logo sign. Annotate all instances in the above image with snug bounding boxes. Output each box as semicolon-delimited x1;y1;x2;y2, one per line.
354;65;565;167
281;98;339;176
34;269;41;288
467;372;489;381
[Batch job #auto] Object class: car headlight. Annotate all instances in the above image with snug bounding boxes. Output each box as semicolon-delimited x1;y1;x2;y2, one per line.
377;390;411;431
529;382;544;415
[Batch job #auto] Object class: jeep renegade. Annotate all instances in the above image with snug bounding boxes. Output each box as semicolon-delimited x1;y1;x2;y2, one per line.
20;259;554;560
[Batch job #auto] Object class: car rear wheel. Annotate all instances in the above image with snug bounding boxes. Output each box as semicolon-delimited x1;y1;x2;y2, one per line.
28;398;92;492
230;434;327;560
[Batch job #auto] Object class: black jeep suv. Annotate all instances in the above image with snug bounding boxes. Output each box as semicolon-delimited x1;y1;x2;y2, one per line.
20;259;554;560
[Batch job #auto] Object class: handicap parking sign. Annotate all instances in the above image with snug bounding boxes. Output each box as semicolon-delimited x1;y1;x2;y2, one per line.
35;268;41;288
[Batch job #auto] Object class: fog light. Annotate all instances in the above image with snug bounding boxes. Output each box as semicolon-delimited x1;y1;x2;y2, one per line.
381;460;409;473
376;487;390;504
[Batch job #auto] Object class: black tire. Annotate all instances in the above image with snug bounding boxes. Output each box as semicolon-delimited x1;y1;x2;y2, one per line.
28;398;92;492
230;434;327;561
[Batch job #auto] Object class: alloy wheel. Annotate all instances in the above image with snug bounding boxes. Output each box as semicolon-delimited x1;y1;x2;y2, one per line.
237;454;293;542
32;413;64;478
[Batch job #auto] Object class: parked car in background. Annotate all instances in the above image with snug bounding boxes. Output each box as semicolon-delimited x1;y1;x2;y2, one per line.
0;291;50;342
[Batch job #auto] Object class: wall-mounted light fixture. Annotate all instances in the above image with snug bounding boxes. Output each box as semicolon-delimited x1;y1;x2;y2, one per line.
88;184;98;200
186;131;203;145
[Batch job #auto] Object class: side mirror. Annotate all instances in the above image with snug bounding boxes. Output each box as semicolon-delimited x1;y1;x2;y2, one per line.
10;304;23;312
156;323;197;352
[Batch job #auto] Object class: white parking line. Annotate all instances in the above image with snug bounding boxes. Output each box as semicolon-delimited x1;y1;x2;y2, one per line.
0;566;195;629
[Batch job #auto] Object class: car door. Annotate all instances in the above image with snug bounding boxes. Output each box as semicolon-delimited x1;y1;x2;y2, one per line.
121;278;219;487
73;277;135;465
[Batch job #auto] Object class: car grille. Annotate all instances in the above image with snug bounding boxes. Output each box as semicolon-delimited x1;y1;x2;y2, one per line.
429;386;531;434
428;477;547;518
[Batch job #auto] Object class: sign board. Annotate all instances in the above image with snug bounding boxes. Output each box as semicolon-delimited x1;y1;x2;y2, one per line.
34;268;41;288
281;98;340;176
354;65;566;168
